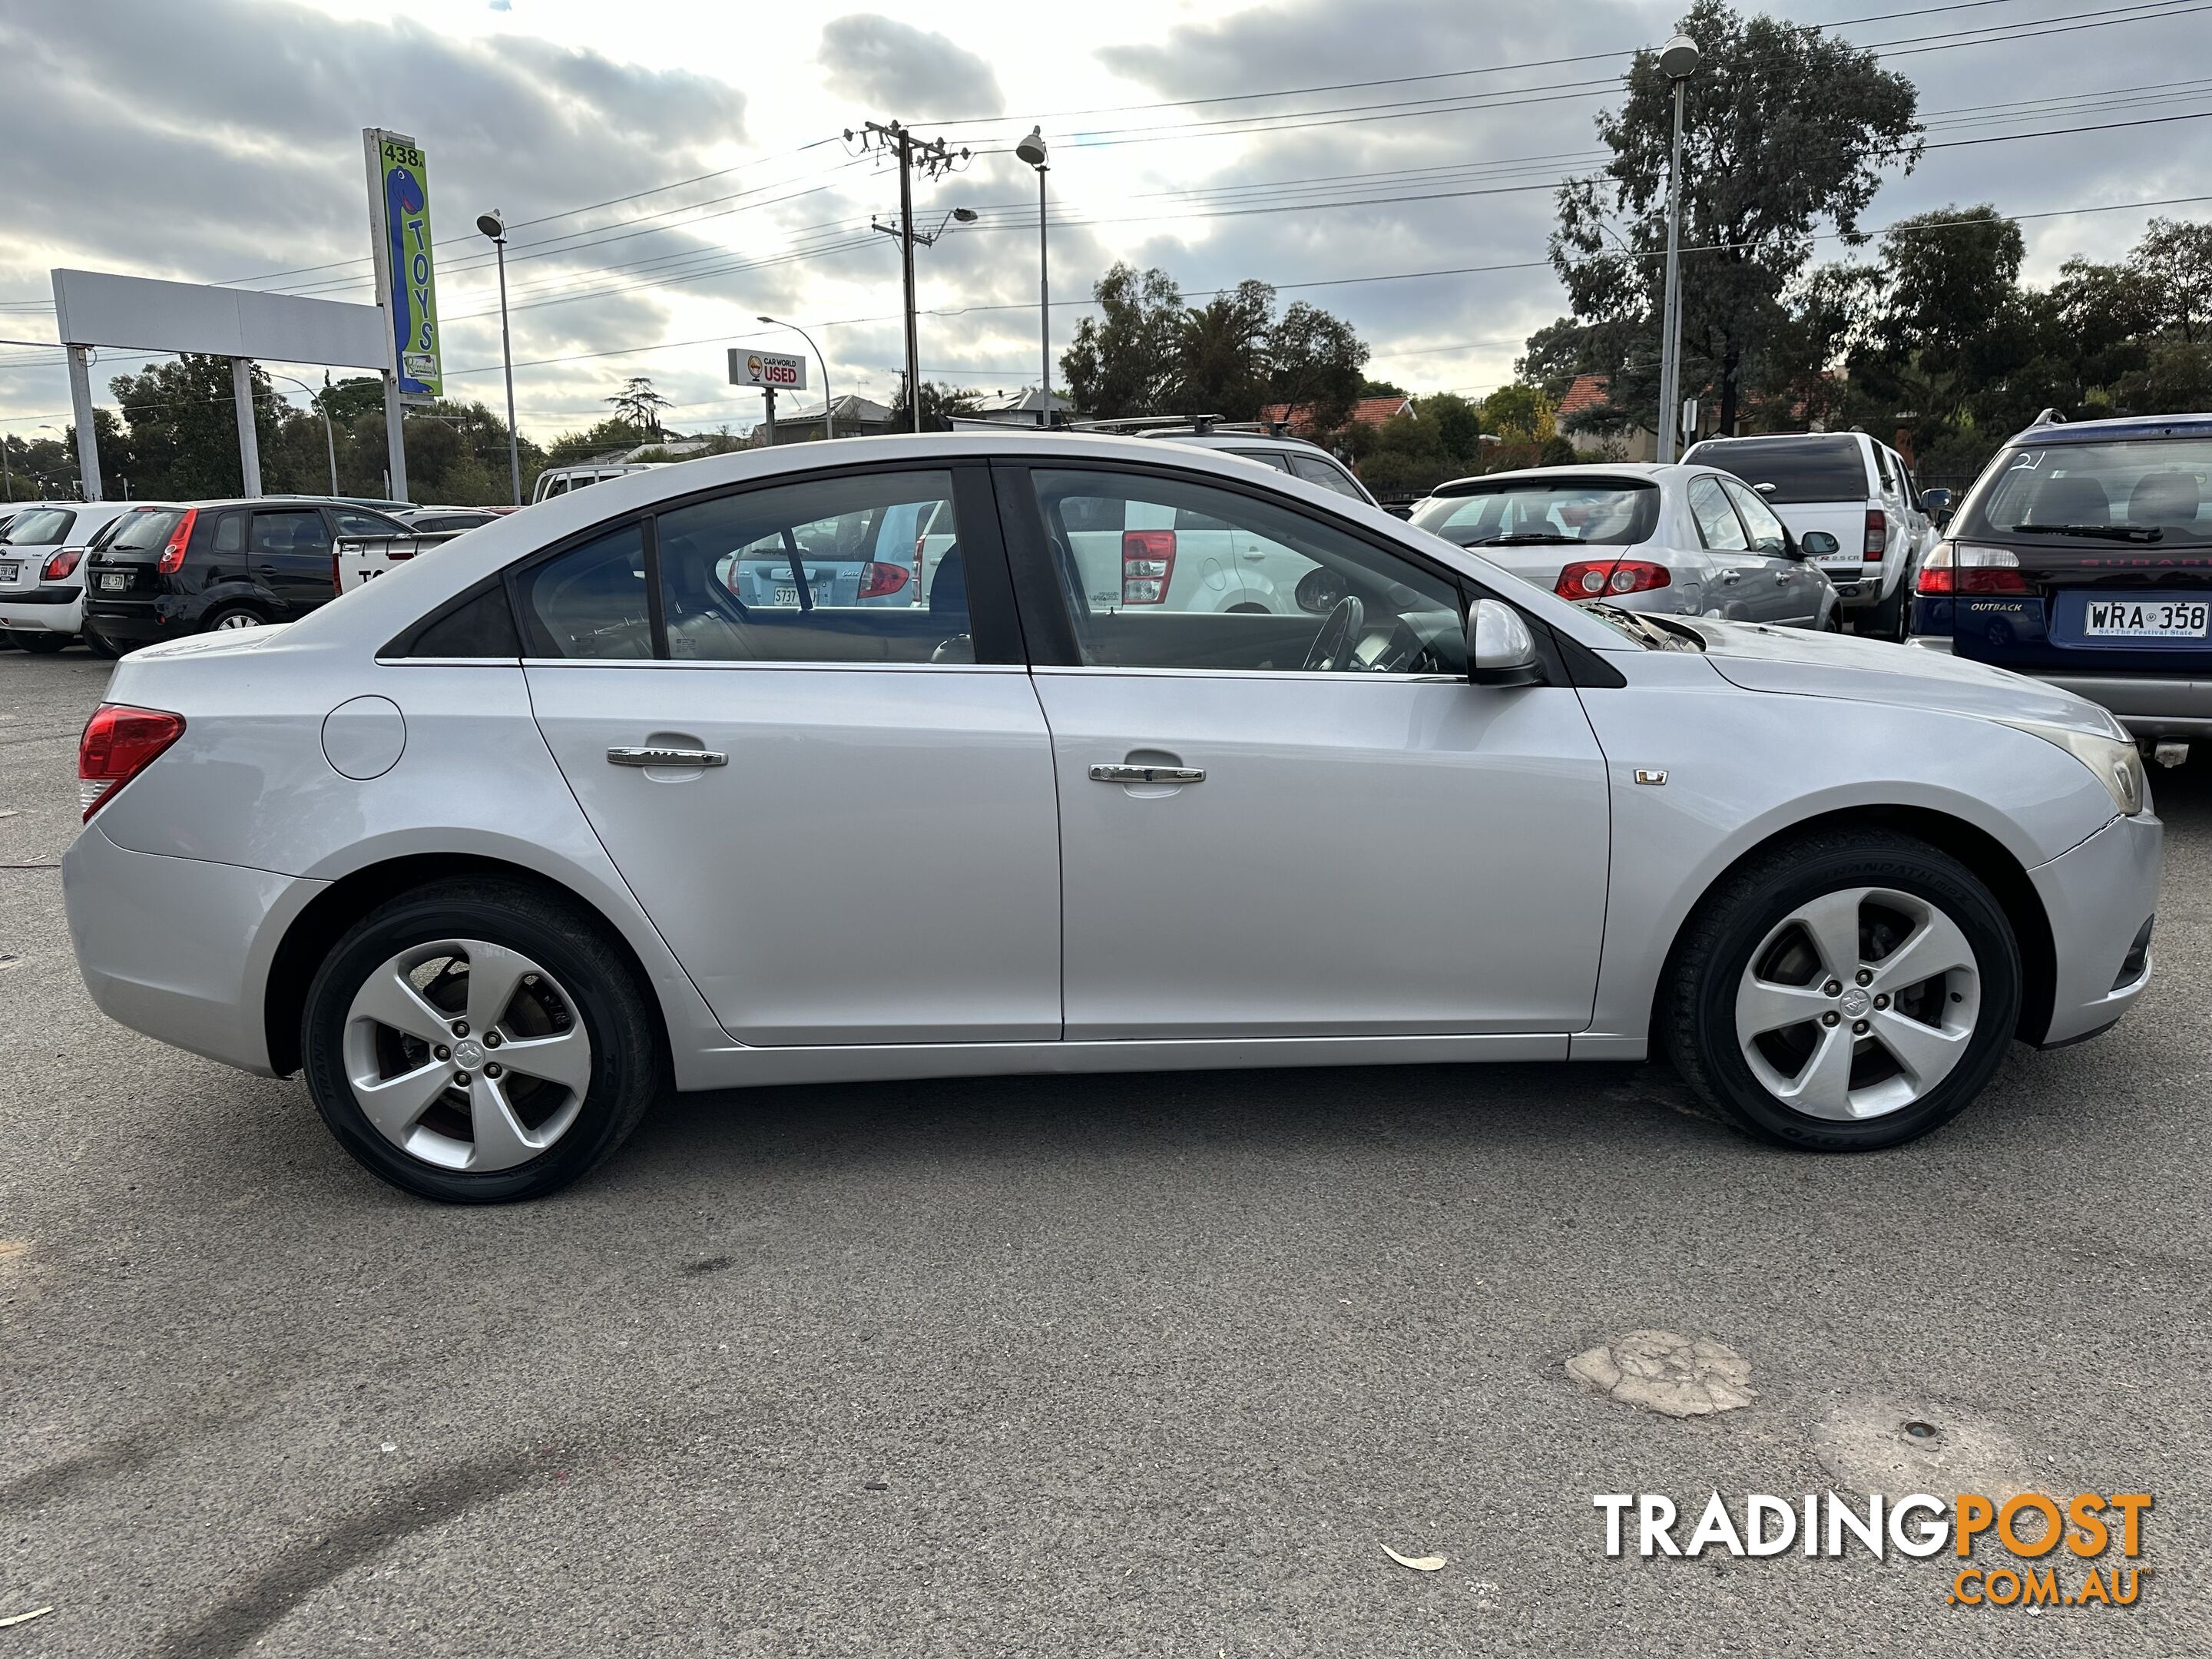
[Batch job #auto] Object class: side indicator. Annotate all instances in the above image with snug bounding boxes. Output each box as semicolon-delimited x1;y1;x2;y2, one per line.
1634;769;1668;786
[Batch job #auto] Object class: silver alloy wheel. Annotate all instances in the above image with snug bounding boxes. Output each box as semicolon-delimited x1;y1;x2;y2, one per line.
1734;886;1981;1121
214;611;261;630
342;939;591;1171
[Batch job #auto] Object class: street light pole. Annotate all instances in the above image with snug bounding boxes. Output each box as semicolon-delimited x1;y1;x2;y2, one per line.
476;210;522;505
1016;127;1051;427
267;373;339;495
1654;33;1700;465
757;316;834;440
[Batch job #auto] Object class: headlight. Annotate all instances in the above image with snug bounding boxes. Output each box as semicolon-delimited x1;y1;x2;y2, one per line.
1998;718;2147;816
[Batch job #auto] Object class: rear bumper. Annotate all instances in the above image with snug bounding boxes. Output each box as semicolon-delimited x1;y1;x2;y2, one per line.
1906;639;2212;740
2028;810;2163;1046
81;599;171;645
0;588;84;634
63;821;326;1076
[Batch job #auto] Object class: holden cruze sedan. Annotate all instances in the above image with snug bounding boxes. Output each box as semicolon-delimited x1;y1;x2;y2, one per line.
63;433;2161;1202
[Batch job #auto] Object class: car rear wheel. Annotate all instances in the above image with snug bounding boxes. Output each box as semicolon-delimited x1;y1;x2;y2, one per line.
83;626;124;659
16;633;67;654
1664;830;2020;1151
302;878;662;1202
206;606;266;632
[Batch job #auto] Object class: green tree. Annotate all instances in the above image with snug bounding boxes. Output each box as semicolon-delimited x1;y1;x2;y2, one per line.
1419;392;1483;464
1846;206;2025;450
1061;263;1185;418
605;376;671;438
1173;280;1275;418
1263;300;1368;430
2131;217;2212;344
108;354;280;499
889;379;985;431
1481;384;1556;444
1549;0;1920;433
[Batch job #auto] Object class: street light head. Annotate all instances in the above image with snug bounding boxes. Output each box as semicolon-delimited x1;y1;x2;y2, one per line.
1015;126;1048;168
475;211;505;241
1657;33;1700;78
951;207;979;224
757;315;777;324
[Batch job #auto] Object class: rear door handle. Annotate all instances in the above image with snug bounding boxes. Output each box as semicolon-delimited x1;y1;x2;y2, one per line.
608;746;727;768
1090;763;1204;785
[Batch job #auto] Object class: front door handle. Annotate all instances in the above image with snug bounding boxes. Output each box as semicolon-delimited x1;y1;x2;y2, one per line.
1090;763;1204;785
608;746;727;768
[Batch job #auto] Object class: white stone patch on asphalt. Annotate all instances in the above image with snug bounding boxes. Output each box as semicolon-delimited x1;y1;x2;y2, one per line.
1812;1397;2033;1501
1567;1330;1754;1417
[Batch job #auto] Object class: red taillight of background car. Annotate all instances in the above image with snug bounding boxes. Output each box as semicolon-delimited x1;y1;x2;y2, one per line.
43;548;84;581
1555;558;1671;600
1121;529;1177;604
857;560;910;599
1863;509;1889;558
1916;541;2029;595
78;704;186;821
157;508;198;575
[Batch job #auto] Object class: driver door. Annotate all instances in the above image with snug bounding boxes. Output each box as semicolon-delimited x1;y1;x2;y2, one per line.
998;462;1610;1041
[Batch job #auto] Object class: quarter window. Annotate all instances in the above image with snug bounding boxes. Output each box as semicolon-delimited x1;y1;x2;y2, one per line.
1288;454;1366;499
1688;476;1750;551
1028;468;1466;675
654;469;970;664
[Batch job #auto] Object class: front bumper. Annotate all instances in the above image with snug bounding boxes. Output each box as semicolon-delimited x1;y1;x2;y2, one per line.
0;586;84;634
64;821;326;1075
2028;810;2163;1046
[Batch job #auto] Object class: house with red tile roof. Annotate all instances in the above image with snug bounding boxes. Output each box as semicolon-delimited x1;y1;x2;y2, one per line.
1555;373;1659;461
1258;394;1412;439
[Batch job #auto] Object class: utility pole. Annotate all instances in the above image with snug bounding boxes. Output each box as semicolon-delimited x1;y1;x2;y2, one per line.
1654;34;1701;464
853;121;972;434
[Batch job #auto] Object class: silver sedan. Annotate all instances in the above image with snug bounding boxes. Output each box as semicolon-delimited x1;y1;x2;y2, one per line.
1409;463;1841;629
65;432;2155;1201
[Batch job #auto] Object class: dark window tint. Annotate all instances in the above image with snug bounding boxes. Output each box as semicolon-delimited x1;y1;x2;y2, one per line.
250;510;333;555
213;512;247;555
1957;439;2212;542
657;469;969;664
1229;449;1293;473
3;508;75;545
514;522;652;657
334;508;409;536
1289;454;1366;499
409;587;522;657
1690;436;1870;504
103;509;184;554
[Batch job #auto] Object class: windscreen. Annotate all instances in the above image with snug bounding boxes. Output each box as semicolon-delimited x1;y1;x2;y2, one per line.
108;508;185;554
1689;436;1868;504
1955;439;2212;543
3;508;76;545
1411;480;1658;547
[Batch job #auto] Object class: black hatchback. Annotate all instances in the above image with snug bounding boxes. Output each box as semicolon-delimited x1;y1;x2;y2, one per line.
1908;412;2212;752
84;498;412;648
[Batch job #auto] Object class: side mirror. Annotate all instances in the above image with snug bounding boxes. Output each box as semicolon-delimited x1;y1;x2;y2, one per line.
1753;481;1778;495
1919;488;1955;528
1799;530;1840;558
1468;598;1543;687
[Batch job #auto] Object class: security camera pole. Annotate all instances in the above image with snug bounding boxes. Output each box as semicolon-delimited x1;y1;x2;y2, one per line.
1654;33;1700;463
856;121;972;432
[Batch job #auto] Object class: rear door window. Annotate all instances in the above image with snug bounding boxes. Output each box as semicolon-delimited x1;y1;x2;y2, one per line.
1688;476;1751;550
513;522;653;658
250;510;333;556
1288;454;1366;499
1690;437;1871;504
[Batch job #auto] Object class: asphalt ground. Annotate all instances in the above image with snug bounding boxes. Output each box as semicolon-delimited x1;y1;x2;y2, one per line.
2;638;2205;1657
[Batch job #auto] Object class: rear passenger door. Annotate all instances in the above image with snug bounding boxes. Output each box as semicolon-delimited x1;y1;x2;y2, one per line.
1720;478;1823;626
248;508;336;618
520;461;1063;1046
1687;475;1787;622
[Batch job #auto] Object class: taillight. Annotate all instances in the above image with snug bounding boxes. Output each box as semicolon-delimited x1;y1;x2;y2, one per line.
1121;529;1177;604
157;508;198;575
78;703;185;821
43;548;84;581
857;560;909;599
1863;510;1888;558
1556;558;1671;599
1916;541;2028;595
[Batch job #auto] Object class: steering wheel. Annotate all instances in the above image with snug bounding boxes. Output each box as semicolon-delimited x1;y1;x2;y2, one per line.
1301;594;1366;671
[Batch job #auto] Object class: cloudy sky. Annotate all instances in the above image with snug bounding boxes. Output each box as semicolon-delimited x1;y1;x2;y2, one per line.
1;0;2207;445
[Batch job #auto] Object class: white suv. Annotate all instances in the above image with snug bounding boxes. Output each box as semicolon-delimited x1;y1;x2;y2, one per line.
1683;431;1939;639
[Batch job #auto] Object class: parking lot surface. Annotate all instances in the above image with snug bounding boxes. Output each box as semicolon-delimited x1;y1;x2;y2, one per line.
2;641;2205;1656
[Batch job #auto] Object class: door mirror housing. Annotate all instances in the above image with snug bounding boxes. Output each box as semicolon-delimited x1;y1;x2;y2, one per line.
1468;598;1543;687
1798;530;1840;558
1919;487;1954;528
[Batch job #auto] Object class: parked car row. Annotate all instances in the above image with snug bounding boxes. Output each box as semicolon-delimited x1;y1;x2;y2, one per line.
0;496;499;654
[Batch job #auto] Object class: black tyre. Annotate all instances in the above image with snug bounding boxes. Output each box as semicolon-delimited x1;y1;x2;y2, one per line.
82;626;124;659
1664;830;2021;1151
16;632;67;654
302;877;663;1202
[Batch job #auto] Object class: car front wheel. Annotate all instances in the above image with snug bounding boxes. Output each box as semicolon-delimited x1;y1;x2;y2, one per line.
302;877;662;1202
1664;830;2021;1151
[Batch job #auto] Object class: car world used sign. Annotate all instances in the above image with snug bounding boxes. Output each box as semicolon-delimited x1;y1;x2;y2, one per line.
728;349;806;390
